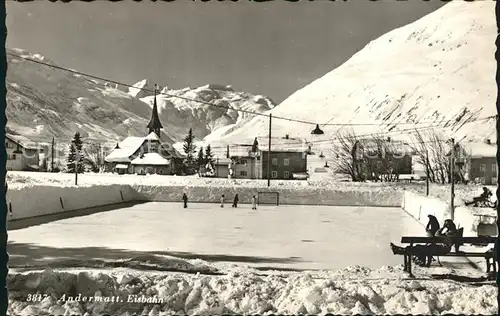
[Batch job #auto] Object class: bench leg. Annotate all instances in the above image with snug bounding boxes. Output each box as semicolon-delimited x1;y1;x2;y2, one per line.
408;255;414;277
436;256;442;267
403;255;408;272
486;258;491;273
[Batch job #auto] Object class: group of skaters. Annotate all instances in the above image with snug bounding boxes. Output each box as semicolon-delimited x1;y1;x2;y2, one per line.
390;215;460;267
182;193;257;210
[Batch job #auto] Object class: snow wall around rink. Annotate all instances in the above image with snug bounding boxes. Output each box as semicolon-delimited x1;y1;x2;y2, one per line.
6;184;140;222
401;191;487;237
131;185;404;207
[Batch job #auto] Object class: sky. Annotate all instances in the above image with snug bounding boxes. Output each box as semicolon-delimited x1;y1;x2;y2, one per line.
6;1;445;103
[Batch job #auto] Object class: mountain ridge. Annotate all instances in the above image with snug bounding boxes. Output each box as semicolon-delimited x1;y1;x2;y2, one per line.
6;48;276;152
213;1;496;152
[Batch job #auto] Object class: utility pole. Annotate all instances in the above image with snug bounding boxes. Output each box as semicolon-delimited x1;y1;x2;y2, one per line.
450;138;455;221
51;137;55;172
267;113;272;187
425;148;430;196
98;143;102;171
74;141;80;186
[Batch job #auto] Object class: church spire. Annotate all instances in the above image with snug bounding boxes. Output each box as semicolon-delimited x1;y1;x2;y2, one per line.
147;84;164;138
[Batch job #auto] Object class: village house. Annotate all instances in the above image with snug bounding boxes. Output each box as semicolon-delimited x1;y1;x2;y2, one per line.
5;133;41;171
457;140;497;185
350;138;413;180
255;135;309;180
209;135;308;180
104;91;184;175
211;144;257;179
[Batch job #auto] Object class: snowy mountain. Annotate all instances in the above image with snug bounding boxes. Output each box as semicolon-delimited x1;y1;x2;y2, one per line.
6;48;275;149
215;1;496;150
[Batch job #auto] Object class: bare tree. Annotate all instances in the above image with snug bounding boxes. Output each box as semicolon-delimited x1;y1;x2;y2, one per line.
330;132;407;182
329;131;364;181
410;129;458;184
83;142;103;172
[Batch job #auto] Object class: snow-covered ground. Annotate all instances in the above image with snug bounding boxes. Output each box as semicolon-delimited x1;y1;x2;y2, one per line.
6;171;496;207
7;203;495;315
8;203;418;271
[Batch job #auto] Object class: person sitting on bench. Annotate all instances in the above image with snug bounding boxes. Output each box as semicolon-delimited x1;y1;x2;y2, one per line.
425;214;440;237
465;187;492;206
390;219;458;266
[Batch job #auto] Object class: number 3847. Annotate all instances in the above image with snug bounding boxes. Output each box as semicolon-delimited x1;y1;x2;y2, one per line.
27;293;48;302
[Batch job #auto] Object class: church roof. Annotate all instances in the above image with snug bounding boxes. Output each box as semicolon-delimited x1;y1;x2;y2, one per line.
105;135;185;163
105;137;145;163
147;94;163;130
145;132;160;141
131;153;170;166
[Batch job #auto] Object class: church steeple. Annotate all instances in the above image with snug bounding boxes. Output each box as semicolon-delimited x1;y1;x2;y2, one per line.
147;84;164;138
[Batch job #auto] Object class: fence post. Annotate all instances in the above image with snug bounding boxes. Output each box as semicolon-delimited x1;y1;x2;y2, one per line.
59;197;64;209
120;190;124;201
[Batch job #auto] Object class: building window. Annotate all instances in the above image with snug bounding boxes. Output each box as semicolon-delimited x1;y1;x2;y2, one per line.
240;171;247;176
492;164;497;175
271;171;278;178
240;159;247;165
7;154;16;160
479;164;486;172
284;158;290;166
284;171;289;178
272;158;278;165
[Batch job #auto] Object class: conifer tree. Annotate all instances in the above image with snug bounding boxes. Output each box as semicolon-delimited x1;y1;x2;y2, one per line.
66;132;84;173
196;147;205;172
182;128;197;174
204;144;214;167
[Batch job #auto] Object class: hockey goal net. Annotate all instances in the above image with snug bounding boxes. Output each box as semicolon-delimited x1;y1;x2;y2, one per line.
257;192;280;206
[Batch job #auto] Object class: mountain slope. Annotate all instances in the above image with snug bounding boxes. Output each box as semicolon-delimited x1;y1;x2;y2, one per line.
6;48;275;149
216;1;496;149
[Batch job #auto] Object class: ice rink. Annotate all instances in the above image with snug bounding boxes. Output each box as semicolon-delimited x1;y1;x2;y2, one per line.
9;202;426;271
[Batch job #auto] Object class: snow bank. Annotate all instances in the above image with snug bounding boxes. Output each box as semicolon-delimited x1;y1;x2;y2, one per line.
401;191;489;236
6;184;139;221
133;185;403;207
7;266;496;315
402;191;451;225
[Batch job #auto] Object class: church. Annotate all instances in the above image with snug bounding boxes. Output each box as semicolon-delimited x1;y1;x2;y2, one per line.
104;88;184;175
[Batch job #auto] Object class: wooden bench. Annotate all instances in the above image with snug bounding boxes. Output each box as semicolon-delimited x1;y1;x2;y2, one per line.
397;235;497;277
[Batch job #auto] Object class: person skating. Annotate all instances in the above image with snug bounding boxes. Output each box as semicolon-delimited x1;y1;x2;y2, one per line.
251;195;257;210
220;194;225;208
232;194;239;208
182;193;188;208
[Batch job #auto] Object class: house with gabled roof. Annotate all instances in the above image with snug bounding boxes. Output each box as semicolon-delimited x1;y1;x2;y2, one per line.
5;133;41;171
254;134;309;180
211;144;256;179
104;89;184;175
455;140;497;185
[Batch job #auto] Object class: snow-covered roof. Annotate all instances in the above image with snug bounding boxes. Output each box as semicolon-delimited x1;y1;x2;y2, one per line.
461;141;496;158
5;133;39;150
131;153;170;166
256;137;308;152
210;144;254;159
105;133;184;163
105;136;145;163
145;132;160;141
215;157;231;165
115;164;129;169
